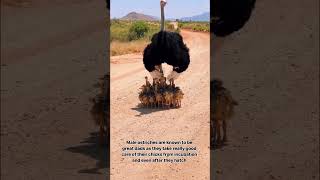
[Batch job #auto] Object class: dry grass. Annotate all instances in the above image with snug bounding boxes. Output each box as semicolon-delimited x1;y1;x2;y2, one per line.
111;40;148;56
178;22;210;32
110;20;179;56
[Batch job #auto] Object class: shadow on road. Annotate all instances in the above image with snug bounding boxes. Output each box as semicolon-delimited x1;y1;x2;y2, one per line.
131;105;176;116
65;132;109;175
211;35;226;57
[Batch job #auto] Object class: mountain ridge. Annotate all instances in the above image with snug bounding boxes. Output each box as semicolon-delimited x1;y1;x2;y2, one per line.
118;11;210;22
120;12;158;21
180;12;210;22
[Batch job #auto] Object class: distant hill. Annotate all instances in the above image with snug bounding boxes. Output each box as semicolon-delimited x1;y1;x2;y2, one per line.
118;11;210;22
120;12;159;21
180;12;210;22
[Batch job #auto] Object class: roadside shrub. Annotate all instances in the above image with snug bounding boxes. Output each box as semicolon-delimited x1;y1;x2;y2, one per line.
166;23;175;31
179;22;210;32
128;21;150;41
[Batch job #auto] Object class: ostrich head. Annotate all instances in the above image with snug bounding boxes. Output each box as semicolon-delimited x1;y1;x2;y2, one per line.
160;0;167;7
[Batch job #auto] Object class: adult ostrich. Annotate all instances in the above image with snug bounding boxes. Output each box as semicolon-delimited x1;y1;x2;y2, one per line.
212;0;256;37
143;0;190;81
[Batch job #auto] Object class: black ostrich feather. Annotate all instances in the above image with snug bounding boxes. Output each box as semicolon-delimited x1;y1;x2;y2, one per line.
211;0;256;36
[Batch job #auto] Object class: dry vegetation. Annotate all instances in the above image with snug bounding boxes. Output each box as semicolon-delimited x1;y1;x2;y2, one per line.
111;40;148;56
110;20;208;56
178;21;210;32
111;20;176;56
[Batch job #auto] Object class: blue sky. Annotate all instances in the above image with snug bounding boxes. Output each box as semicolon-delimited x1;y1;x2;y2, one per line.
111;0;209;19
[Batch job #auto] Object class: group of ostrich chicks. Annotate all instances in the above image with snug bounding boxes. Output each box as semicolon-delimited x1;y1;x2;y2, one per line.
138;76;184;108
90;75;238;148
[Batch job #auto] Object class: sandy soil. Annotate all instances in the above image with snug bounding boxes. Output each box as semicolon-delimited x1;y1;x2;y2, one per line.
211;0;319;179
110;30;210;179
1;1;109;179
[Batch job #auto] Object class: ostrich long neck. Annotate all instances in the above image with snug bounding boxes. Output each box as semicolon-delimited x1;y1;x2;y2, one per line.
160;5;165;31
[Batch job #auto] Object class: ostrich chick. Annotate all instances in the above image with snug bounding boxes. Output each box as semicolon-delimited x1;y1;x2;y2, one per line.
148;94;156;108
140;84;151;94
211;79;238;145
159;76;167;87
164;91;174;107
139;93;143;102
154;84;164;108
173;88;184;107
155;92;164;108
145;76;151;87
141;95;149;107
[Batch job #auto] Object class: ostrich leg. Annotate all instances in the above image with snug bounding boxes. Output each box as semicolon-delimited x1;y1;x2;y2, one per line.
169;79;174;87
155;65;164;75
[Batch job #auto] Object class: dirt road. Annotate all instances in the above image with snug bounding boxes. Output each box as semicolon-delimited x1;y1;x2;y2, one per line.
1;1;108;179
211;0;319;179
110;30;210;179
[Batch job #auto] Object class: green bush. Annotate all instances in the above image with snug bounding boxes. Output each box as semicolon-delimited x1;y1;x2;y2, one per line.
111;20;180;42
128;21;150;41
165;23;174;31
